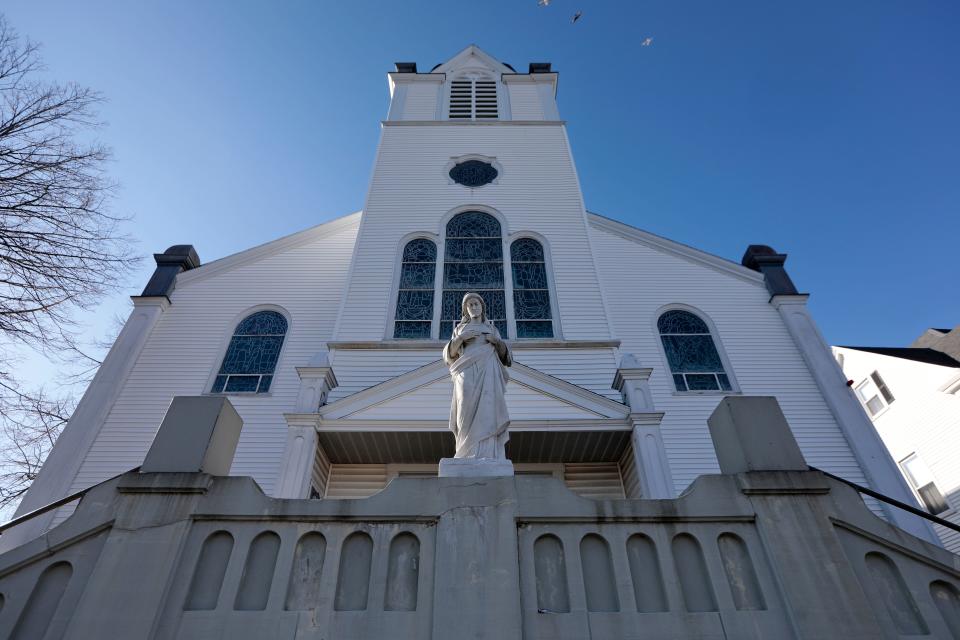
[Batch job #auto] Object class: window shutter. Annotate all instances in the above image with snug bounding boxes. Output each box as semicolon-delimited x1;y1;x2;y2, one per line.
474;80;498;118
448;77;498;120
449;79;473;119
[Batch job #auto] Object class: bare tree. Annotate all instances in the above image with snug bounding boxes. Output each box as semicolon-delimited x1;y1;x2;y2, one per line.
0;16;136;349
0;382;74;510
0;15;137;514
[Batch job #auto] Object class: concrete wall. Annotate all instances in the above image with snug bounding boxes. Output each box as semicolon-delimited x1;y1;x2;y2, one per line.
1;396;958;639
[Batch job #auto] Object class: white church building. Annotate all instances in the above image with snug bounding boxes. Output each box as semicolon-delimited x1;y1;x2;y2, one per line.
7;45;960;640
6;45;936;547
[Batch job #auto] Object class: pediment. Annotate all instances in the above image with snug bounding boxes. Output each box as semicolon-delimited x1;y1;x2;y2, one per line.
319;360;629;422
432;45;515;76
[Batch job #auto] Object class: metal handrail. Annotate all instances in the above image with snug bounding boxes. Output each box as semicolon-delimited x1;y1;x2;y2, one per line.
810;465;960;535
0;467;139;535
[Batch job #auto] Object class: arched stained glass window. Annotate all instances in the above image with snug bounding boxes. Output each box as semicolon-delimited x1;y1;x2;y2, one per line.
212;310;288;393
511;238;553;338
441;211;506;339
657;310;730;392
394;238;437;339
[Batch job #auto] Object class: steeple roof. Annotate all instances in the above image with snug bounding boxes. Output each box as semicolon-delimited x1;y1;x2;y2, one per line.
431;44;515;75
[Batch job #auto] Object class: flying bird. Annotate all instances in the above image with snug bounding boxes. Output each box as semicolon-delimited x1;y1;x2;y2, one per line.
572;11;582;23
538;0;550;6
641;37;653;46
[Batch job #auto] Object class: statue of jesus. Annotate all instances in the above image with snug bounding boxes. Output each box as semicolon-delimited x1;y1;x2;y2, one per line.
442;292;512;459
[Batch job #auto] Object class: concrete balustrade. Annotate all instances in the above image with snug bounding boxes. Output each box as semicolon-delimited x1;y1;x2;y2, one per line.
0;395;958;639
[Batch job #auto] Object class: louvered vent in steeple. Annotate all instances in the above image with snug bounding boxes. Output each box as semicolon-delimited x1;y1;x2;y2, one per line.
449;79;473;119
448;75;499;120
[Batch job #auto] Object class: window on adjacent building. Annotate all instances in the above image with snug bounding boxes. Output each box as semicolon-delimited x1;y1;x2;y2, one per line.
510;238;553;339
441;211;507;339
657;310;731;392
448;74;498;120
393;238;437;339
212;310;288;393
900;453;949;514
855;371;895;417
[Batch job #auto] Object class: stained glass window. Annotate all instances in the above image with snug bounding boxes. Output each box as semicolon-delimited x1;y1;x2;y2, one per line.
394;238;437;339
211;310;288;394
657;310;730;392
441;212;506;338
511;238;553;338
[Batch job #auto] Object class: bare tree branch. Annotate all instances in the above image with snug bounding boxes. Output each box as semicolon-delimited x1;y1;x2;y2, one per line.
0;15;137;351
0;14;138;515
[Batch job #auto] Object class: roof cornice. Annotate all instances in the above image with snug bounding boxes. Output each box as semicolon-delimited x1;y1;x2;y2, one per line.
587;212;765;286
175;211;361;287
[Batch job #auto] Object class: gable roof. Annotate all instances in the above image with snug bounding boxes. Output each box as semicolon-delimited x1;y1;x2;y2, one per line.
839;346;960;368
431;44;515;76
316;359;632;422
175;211;361;286
587;212;766;286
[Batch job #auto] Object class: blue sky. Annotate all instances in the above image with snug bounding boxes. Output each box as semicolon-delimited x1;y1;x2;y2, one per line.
4;0;959;383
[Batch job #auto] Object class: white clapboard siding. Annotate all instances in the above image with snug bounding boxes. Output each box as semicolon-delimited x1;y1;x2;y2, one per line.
334;124;611;342
619;445;642;499
325;464;389;499
327;347;621;404
312;444;331;498
323;463;626;501
564;463;625;499
513;348;621;400
835;347;960;548
401;82;439;120
507;83;545;120
327;349;440;403
589;222;870;497
347;377;601;421
59;218;361;516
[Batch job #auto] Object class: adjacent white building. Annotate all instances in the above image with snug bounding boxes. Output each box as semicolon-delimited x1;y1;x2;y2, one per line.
4;45;937;551
835;325;960;552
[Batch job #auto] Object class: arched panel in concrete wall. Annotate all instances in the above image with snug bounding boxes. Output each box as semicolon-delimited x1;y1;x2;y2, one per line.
334;532;373;611
865;552;927;635
10;561;72;640
930;580;960;639
384;533;420;611
626;533;667;613
184;531;234;611
285;532;327;611
672;533;717;612
717;532;765;611
234;531;281;611
579;534;619;612
533;534;570;613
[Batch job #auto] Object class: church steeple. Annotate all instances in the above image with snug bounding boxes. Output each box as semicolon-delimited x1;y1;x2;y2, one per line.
386;45;559;122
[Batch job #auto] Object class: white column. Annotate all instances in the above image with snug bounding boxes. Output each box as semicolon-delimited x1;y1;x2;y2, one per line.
772;294;939;545
275;419;319;500
613;354;674;498
274;353;337;499
0;296;170;552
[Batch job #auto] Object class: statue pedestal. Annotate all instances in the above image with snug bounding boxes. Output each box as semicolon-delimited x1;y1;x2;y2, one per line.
438;458;514;477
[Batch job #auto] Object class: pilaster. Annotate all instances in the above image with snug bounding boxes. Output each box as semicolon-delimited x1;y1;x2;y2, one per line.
771;294;939;545
274;352;338;498
0;295;173;552
613;354;674;498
